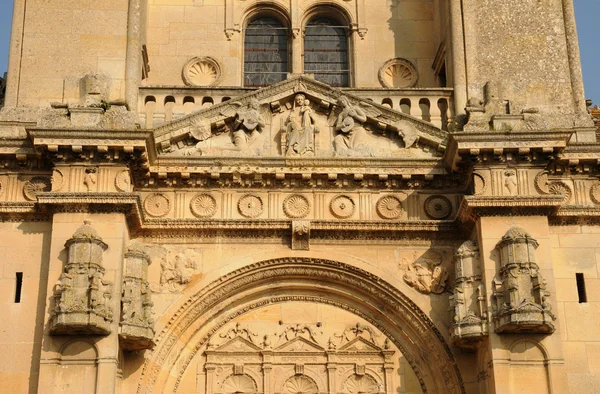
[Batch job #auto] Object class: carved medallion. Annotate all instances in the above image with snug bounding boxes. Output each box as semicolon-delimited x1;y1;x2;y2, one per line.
23;176;51;201
115;170;131;192
51;169;64;192
343;375;379;394
283;194;311;218
591;183;600;205
238;194;263;218
182;56;222;87
144;193;171;217
376;195;403;219
190;193;217;218
534;170;549;194
473;173;486;195
378;58;418;88
424;195;452;220
548;181;572;203
330;195;355;219
283;375;318;394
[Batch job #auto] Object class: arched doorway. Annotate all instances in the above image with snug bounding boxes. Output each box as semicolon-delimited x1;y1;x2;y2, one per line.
137;258;464;394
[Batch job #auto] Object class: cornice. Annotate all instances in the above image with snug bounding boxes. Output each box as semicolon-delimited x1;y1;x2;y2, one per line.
457;195;564;222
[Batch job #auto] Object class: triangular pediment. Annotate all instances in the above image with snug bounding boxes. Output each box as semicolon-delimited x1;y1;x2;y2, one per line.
152;76;447;159
274;336;325;353
338;336;382;352
214;336;263;353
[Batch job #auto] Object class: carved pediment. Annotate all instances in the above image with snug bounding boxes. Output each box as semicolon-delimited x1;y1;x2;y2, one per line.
338;336;382;352
213;336;263;353
153;76;447;159
274;336;325;353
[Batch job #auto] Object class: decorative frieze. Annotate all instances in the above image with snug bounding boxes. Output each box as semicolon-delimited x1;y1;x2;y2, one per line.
492;228;555;334
449;241;488;349
120;242;155;350
50;220;114;335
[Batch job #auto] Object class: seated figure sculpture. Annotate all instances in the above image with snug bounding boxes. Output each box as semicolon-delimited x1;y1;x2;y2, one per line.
333;97;373;157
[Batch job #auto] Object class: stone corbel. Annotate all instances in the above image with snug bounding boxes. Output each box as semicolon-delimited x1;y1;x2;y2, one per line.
224;27;241;41
291;220;310;250
350;24;368;40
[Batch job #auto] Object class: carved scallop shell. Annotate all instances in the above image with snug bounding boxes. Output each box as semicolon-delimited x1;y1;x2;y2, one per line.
182;56;222;87
283;376;318;394
376;195;403;219
190;193;217;218
23;177;51;201
378;58;418;88
144;193;171;217
283;194;310;218
591;183;600;205
221;375;257;394
330;195;355;219
473;173;486;195
343;375;379;394
548;181;572;204
51;169;64;192
115;170;131;192
534;170;550;194
424;195;452;220
238;194;263;218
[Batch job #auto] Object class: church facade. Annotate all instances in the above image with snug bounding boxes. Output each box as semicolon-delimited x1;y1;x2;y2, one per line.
1;1;599;393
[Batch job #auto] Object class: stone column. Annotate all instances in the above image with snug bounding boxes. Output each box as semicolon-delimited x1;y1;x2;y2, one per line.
125;0;144;114
4;0;26;106
561;0;588;116
448;0;467;116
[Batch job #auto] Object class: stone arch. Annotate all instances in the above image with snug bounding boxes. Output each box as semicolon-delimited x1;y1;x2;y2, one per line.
136;258;465;394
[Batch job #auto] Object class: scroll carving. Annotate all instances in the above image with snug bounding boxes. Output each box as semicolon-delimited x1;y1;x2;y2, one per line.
449;241;488;349
50;220;113;335
492;228;555;334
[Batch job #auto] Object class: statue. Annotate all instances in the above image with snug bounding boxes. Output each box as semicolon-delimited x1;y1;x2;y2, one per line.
232;98;266;150
284;94;315;156
333;96;372;157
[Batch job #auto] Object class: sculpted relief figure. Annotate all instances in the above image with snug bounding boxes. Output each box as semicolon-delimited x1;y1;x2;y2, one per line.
333;96;372;157
401;250;451;295
232;98;266;150
284;94;316;156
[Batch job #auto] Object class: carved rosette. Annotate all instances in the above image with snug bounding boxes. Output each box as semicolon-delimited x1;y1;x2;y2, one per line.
23;176;51;201
182;56;222;87
283;194;311;218
534;170;550;194
120;242;155;350
378;58;418;88
190;193;217;218
450;240;488;349
424;195;452;220
50;220;113;335
376;195;403;219
591;183;600;205
144;193;171;217
548;181;572;204
492;228;555;334
330;195;355;219
238;194;263;218
115;170;132;192
51;169;64;192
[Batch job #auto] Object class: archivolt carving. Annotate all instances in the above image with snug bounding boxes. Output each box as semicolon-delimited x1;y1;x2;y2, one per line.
137;258;465;394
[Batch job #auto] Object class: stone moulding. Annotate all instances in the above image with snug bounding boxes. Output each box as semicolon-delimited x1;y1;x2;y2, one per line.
457;195;565;222
492;228;555;334
50;220;114;335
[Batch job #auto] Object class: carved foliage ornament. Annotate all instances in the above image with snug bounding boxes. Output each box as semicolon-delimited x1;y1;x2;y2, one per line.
283;194;311;218
424;195;452;220
23;176;51;201
376;195;403;219
190;193;217;218
144;193;171;217
378;58;418;88
238;194;263;218
330;195;355;219
182;56;222;87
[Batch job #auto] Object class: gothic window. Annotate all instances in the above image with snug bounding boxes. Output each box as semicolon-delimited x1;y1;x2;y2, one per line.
304;17;350;87
244;17;289;87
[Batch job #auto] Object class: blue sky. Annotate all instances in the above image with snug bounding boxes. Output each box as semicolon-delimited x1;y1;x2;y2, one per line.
0;1;598;104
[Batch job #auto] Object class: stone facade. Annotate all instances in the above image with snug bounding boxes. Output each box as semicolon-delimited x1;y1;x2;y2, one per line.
0;1;599;394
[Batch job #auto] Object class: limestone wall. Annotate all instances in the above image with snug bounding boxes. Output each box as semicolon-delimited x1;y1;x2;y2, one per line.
0;222;52;393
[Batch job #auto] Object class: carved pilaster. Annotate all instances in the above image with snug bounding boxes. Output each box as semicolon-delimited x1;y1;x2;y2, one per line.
449;240;488;349
50;220;113;335
119;241;155;350
492;228;555;334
